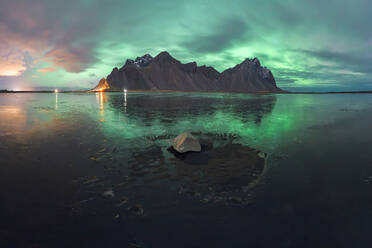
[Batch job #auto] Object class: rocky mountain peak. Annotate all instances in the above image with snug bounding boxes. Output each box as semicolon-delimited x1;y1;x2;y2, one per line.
124;54;153;67
156;51;172;58
154;51;178;63
241;57;261;67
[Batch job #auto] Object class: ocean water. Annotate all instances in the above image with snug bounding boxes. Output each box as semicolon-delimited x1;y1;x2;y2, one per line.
1;92;372;247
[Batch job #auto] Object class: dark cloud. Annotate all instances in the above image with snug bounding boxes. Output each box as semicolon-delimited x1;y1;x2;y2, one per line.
299;49;372;74
43;43;100;73
181;18;250;53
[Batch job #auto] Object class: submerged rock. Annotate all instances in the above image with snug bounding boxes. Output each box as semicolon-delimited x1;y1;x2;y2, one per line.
115;197;129;208
127;204;145;216
172;132;201;153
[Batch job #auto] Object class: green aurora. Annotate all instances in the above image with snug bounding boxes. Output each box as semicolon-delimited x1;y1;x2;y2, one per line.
1;0;372;91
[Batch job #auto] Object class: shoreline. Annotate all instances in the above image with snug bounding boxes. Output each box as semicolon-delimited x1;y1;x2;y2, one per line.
1;89;372;94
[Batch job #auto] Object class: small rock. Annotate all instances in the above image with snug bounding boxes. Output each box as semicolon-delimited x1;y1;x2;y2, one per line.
241;186;250;193
200;194;213;203
258;151;268;159
116;197;129;207
98;147;106;153
122;175;130;182
83;178;100;185
178;186;193;195
103;189;115;198
128;204;144;216
228;196;243;204
194;192;201;199
178;186;184;195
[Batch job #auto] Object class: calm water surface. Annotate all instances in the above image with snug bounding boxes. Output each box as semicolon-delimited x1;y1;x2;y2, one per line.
1;92;372;248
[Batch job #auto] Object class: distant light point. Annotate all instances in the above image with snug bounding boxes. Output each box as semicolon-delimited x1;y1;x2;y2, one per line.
54;89;59;93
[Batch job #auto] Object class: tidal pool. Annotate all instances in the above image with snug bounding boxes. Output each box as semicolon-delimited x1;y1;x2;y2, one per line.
1;92;372;247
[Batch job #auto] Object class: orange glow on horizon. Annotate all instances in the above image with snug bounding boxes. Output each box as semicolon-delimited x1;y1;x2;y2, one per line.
93;79;110;92
3;71;20;76
0;67;25;77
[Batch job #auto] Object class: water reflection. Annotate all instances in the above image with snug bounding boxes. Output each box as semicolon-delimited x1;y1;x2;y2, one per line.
107;93;276;122
124;90;127;113
95;92;100;105
99;93;278;146
55;92;58;110
97;92;107;122
0;106;27;136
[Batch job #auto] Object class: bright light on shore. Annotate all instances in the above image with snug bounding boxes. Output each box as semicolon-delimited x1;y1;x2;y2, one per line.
54;89;59;93
124;88;127;93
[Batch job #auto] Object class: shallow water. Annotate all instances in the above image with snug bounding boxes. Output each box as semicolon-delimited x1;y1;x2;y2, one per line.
1;92;372;247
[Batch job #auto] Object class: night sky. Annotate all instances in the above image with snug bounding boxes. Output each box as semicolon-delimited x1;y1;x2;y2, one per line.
0;0;371;91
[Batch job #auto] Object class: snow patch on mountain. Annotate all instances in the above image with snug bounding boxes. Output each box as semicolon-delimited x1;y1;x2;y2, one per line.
125;54;153;67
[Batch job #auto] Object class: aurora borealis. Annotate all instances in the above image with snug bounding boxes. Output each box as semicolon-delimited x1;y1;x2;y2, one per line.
1;0;371;91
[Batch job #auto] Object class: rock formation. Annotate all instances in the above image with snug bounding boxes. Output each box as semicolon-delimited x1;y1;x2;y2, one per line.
93;78;110;91
172;132;201;153
93;51;282;93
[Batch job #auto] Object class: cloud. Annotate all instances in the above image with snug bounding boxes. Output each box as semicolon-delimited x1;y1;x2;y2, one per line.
0;0;104;77
300;49;372;74
42;44;98;73
181;18;250;53
276;78;296;84
0;22;48;76
0;56;27;76
37;66;55;73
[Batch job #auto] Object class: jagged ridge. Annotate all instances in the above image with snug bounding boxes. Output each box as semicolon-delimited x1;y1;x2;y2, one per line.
93;51;281;92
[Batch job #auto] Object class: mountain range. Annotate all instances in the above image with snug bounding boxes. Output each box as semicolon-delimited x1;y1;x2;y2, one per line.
93;51;282;93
